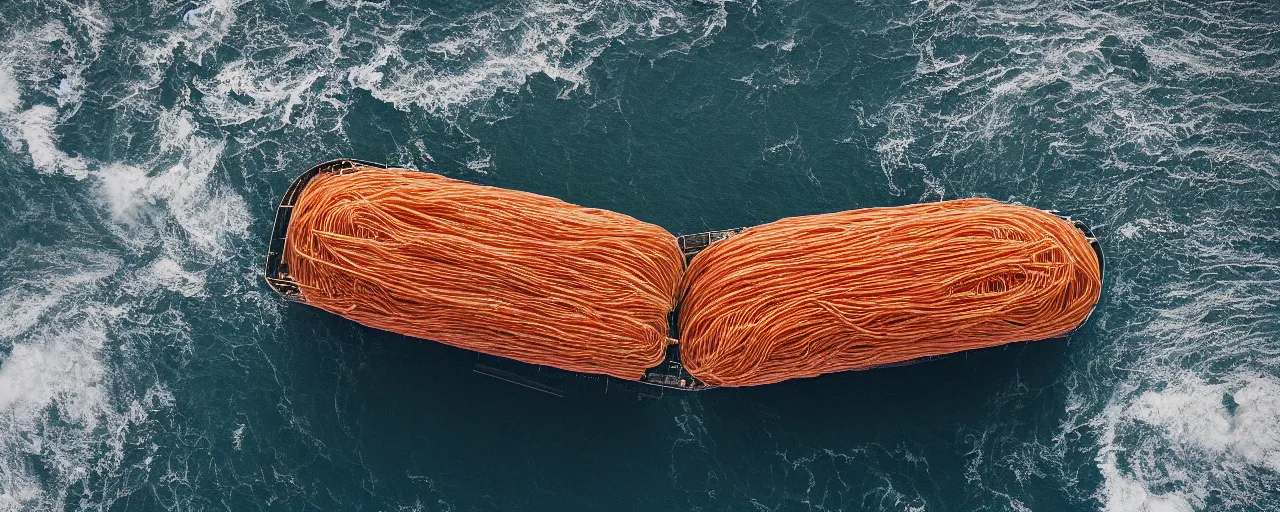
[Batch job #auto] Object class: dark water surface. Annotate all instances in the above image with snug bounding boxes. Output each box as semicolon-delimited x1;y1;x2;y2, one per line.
1;0;1277;510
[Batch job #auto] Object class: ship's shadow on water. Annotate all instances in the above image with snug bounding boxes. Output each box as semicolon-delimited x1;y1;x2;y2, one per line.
276;298;1082;509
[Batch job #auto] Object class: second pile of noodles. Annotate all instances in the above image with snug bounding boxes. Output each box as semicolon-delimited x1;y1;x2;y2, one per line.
283;167;683;381
677;198;1102;387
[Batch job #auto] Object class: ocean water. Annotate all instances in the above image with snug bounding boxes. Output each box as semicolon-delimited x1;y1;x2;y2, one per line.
1;0;1277;510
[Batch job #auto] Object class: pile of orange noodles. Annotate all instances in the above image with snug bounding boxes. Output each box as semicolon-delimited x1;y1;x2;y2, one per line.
279;167;1102;387
282;167;683;380
677;198;1102;387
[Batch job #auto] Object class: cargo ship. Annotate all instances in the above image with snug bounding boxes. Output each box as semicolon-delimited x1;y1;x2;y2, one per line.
265;159;1104;393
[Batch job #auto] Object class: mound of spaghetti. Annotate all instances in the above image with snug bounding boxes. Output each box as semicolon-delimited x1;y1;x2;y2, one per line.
677;198;1102;387
282;167;683;380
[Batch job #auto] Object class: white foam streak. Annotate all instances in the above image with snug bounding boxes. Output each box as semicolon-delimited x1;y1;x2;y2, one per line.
93;110;250;258
0;259;119;341
179;0;248;65
873;0;1280;196
199;59;328;127
0;67;18;114
3;105;89;179
350;7;600;115
349;0;727;115
0;11;111;179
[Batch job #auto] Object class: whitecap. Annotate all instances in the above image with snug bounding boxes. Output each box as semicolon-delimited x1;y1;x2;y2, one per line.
0;67;18;114
1096;373;1280;512
1130;375;1280;471
0;252;145;511
137;257;208;298
93;110;251;258
2;105;89;179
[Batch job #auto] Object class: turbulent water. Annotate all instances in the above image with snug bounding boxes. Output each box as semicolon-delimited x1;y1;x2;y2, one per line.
1;0;1277;510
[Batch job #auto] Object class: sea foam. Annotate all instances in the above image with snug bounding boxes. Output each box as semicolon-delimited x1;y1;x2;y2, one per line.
1096;374;1280;512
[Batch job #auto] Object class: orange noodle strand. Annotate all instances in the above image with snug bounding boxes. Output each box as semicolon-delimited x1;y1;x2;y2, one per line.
282;167;683;381
677;198;1102;387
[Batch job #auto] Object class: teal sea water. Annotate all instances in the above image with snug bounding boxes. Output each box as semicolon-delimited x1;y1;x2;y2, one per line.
1;0;1277;510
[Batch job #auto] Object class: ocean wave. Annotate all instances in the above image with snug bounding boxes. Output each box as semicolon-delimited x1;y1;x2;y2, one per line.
871;0;1279;200
872;1;1280;510
0;5;252;510
0;249;177;512
0;17;100;179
